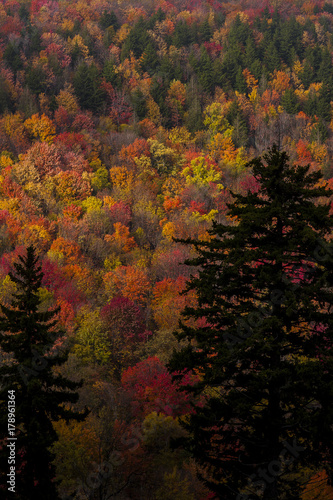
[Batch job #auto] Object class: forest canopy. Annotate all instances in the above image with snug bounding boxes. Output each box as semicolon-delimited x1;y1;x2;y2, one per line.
0;0;332;498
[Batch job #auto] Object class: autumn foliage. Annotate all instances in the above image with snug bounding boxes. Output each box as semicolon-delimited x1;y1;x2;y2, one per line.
0;0;331;497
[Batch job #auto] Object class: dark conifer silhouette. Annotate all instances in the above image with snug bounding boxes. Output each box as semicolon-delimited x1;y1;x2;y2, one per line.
0;246;85;500
169;146;333;499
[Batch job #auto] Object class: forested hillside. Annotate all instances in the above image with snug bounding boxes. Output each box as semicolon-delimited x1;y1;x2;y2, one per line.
0;0;333;498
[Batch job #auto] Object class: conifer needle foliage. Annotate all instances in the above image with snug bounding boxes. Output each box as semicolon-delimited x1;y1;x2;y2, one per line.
169;146;333;499
0;246;85;500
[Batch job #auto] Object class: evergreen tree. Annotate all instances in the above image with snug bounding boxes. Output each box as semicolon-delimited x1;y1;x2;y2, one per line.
228;14;251;46
169;147;333;499
147;7;165;28
141;40;159;74
0;76;13;114
279;17;303;66
159;56;182;83
303;91;318;117
212;58;228;89
310;119;328;144
263;41;280;73
307;46;323;76
244;35;257;68
26;25;42;55
323;2;333;14
26;65;47;95
300;59;314;89
121;17;150;60
18;3;29;21
131;89;147;120
99;10;119;31
172;21;194;48
102;25;115;49
185;80;203;132
227;101;248;148
303;18;316;39
4;42;23;74
281;88;299;114
73;62;105;112
235;66;247;94
221;46;243;88
150;75;168;118
317;83;332;121
271;8;281;34
102;60;121;88
250;59;262;81
199;18;213;42
317;48;333;87
0;247;85;500
197;47;213;93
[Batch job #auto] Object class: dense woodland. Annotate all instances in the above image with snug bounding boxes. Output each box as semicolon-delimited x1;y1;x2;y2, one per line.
0;0;333;498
